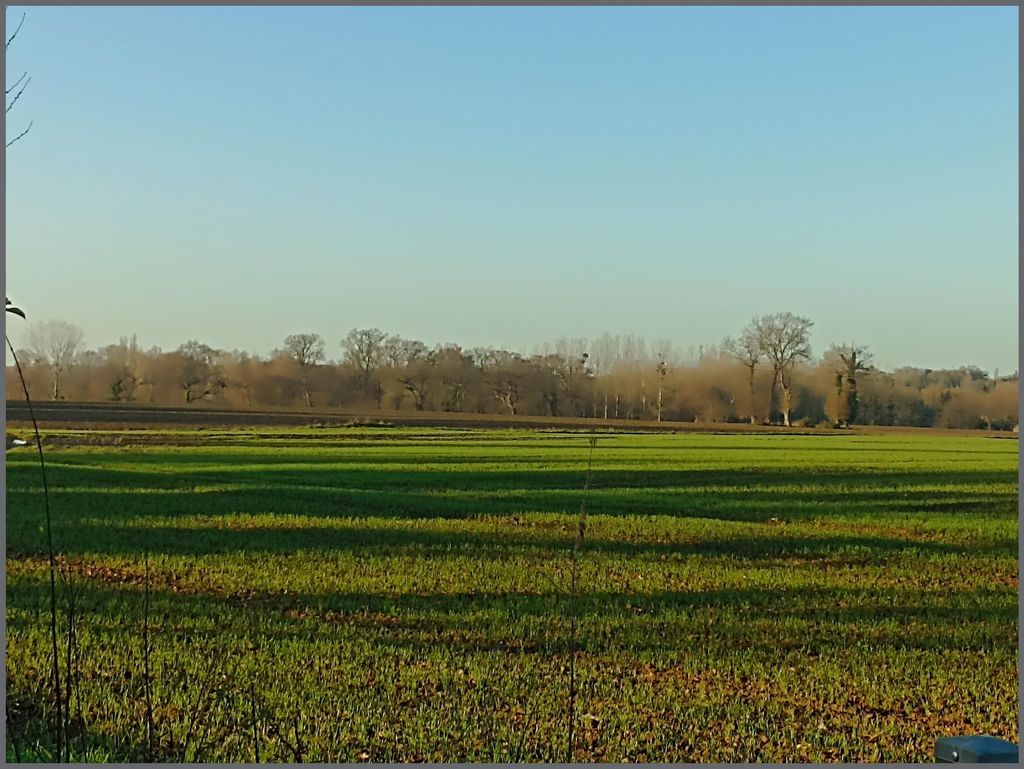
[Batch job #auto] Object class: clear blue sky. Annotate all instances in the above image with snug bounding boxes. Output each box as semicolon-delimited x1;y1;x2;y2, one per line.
4;6;1018;372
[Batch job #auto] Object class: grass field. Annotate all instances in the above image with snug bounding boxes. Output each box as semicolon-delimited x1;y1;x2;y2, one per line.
5;427;1019;762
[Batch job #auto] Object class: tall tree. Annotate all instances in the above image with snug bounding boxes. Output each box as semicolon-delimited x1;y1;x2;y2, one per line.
282;333;325;407
532;354;564;416
486;351;529;416
827;342;873;426
397;351;437;411
752;312;813;426
549;348;591;417
341;328;386;384
103;335;143;402
655;355;668;422
722;330;763;425
432;345;475;413
173;341;226;404
381;335;429;368
587;333;621;419
26;320;85;400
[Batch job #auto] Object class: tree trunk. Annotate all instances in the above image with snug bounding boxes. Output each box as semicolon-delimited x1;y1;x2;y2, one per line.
768;368;779;424
845;375;858;424
747;365;757;425
781;375;793;426
51;368;61;401
300;370;313;408
544;393;557;416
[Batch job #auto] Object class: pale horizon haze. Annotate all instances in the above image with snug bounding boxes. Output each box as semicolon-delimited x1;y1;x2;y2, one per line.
4;6;1019;374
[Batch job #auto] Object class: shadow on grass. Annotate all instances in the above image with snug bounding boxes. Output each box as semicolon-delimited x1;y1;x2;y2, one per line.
7;464;1017;531
6;577;1016;657
8;517;1016;561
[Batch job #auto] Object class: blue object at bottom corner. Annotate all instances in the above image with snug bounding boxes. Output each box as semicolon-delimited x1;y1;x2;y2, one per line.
935;735;1019;764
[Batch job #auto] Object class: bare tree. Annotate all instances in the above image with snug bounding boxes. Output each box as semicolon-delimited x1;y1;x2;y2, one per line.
397;351;436;411
434;345;476;412
530;355;559;416
282;333;325;369
723;329;762;424
493;378;521;415
342;328;386;383
655;355;667;422
7;317;1019;431
586;333;621;418
536;347;591;417
752;312;813;426
380;335;404;368
220;351;261;408
827;342;872;427
486;351;528;416
381;335;428;368
103;335;143;402
281;333;325;407
173;341;226;404
26;320;85;400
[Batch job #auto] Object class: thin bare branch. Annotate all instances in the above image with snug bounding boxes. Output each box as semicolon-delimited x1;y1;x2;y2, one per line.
143;551;154;761
5;335;63;758
6;70;28;95
6;11;26;50
6;120;33;148
6;75;31;113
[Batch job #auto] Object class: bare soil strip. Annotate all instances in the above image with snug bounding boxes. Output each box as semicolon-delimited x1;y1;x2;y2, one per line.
5;400;1007;437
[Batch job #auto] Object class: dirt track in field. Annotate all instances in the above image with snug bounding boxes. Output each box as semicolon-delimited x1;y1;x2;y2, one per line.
5;400;1013;439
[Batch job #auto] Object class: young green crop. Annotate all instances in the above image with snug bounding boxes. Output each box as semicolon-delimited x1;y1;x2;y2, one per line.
5;428;1018;761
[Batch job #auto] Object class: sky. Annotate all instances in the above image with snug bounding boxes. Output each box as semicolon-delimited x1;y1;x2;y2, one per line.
4;6;1019;373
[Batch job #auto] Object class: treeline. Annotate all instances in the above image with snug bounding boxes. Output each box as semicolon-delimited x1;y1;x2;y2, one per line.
7;313;1019;430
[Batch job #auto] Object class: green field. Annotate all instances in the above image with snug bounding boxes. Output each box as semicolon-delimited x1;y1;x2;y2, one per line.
5;428;1019;762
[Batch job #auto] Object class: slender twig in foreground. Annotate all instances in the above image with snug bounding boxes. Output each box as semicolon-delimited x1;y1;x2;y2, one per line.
6;70;28;95
63;578;76;760
5;337;63;759
6;75;30;113
5;120;33;148
143;550;154;761
6;11;26;49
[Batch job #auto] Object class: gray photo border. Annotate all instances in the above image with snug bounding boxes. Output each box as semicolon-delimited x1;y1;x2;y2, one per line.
1;2;1019;768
